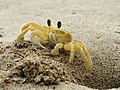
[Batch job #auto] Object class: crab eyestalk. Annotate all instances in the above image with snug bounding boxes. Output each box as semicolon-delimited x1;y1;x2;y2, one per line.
57;21;61;30
47;19;51;26
47;19;52;30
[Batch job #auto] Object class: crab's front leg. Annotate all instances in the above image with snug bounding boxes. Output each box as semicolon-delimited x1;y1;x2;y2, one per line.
51;43;64;55
64;42;75;63
63;42;75;63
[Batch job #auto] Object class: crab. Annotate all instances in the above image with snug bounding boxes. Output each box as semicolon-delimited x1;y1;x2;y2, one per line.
16;19;93;74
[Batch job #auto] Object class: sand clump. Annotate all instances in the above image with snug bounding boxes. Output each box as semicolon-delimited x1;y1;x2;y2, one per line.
8;59;67;85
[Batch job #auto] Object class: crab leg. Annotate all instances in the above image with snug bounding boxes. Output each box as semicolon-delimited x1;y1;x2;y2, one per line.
64;42;75;63
31;30;48;41
16;24;37;43
77;42;93;74
30;30;48;49
69;43;75;63
17;22;49;43
51;43;63;55
16;28;30;43
21;23;45;31
76;40;91;55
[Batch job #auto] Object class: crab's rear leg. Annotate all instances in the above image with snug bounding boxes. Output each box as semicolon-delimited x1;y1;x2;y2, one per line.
64;41;93;74
76;41;93;74
76;40;91;56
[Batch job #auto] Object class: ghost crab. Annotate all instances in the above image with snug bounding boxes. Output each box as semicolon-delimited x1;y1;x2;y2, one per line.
16;19;93;74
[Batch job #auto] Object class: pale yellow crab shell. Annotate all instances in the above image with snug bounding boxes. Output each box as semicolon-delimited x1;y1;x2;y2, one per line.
48;29;72;44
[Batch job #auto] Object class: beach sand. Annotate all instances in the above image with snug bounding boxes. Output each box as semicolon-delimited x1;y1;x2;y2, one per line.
0;0;120;90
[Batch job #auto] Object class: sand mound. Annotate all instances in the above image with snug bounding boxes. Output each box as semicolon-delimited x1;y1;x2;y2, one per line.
0;40;119;89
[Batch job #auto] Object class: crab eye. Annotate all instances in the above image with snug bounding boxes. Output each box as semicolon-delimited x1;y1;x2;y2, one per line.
57;21;61;28
47;19;51;26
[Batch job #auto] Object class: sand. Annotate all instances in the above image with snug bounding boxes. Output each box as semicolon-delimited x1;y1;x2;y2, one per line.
0;0;120;90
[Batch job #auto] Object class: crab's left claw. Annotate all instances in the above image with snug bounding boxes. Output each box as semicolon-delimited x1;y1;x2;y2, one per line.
64;40;93;74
